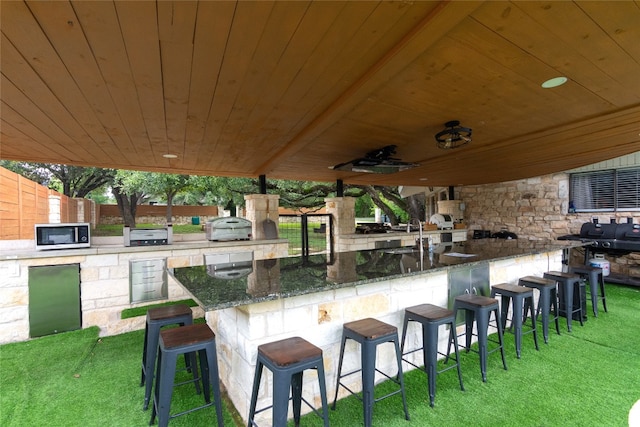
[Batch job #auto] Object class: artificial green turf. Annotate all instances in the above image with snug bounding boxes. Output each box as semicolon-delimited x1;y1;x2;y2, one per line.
293;284;640;427
1;285;638;427
0;326;239;427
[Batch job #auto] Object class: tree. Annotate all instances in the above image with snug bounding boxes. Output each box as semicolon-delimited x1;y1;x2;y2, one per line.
0;161;115;198
111;185;142;228
115;170;192;223
188;175;256;208
188;176;422;225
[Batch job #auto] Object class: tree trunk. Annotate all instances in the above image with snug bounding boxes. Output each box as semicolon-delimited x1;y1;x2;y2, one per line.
364;186;400;225
406;194;426;222
112;187;138;228
165;193;174;224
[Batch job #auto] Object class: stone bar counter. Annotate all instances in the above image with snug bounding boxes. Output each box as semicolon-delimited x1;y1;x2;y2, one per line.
170;239;583;425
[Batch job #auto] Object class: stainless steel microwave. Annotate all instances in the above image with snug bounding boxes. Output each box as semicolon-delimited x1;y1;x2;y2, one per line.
35;223;91;250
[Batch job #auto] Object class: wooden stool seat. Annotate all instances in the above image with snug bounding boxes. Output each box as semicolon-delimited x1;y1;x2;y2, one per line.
491;283;532;295
149;304;193;321
455;293;500;307
406;303;454;321
248;337;329;427
161;322;214;348
258;337;323;368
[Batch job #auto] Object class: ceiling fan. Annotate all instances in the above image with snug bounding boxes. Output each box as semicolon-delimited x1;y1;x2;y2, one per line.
330;145;419;174
435;120;472;149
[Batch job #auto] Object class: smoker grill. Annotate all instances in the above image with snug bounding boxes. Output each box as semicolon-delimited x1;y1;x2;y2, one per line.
558;222;640;254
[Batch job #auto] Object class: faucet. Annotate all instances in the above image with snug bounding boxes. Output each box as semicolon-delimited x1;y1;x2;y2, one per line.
409;218;424;257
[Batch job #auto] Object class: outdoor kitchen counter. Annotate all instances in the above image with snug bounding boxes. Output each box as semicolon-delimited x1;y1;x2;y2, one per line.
0;237;289;260
170;238;584;425
171;239;584;311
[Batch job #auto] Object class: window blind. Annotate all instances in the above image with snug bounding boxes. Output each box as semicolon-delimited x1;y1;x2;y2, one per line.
570;167;640;212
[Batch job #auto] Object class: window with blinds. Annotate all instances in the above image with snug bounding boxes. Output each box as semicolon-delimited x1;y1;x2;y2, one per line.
570;167;640;212
617;168;640;209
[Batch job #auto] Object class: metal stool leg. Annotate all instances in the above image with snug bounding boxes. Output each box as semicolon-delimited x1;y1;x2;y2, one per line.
476;309;489;382
511;295;524;359
247;361;264;426
424;322;437;407
331;335;347;410
494;308;508;372
526;295;539;352
361;339;375;427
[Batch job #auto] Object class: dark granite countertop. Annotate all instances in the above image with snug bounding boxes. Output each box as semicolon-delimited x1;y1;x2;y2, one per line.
171;239;584;311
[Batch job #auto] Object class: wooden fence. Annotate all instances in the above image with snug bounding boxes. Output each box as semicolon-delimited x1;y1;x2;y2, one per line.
1;168;77;239
0;168;95;240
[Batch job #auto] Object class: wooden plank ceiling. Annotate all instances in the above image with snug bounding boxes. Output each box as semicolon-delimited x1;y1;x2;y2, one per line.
1;1;639;187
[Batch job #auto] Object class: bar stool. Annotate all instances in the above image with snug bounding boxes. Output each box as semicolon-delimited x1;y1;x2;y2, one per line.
400;304;464;407
150;323;224;427
519;276;560;344
248;336;329;427
490;283;539;358
332;318;410;427
543;271;585;332
568;264;608;317
141;304;194;410
447;294;507;382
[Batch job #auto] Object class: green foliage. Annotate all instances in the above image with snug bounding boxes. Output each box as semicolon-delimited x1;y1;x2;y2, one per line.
385;196;409;223
1;161;115;198
85;188;112;204
188;175;256;207
2;160;417;225
114;170;191;202
354;194;375;217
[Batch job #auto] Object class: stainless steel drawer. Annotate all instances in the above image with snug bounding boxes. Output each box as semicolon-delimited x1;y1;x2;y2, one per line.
130;258;167;303
130;259;165;274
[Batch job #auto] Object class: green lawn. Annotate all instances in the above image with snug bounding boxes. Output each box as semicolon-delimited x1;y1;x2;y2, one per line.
92;223;205;237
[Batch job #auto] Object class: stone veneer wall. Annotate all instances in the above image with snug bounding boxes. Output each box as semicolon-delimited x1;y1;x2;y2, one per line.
458;173;640;278
0;241;288;344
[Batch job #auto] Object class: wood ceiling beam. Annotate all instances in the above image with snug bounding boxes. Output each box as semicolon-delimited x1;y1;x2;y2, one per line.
253;0;484;177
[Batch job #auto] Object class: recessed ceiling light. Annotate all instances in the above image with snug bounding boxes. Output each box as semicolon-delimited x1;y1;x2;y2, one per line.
419;177;428;181
162;153;178;159
541;76;568;89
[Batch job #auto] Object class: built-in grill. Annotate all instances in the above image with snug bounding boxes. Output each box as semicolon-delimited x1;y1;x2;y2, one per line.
205;217;252;241
124;225;172;247
355;223;392;234
559;221;640;254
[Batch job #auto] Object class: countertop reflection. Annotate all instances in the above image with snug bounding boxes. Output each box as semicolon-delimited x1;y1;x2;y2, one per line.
171;239;583;311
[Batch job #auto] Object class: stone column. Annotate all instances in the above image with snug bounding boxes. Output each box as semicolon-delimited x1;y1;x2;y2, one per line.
325;197;356;237
48;195;61;223
244;194;280;240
